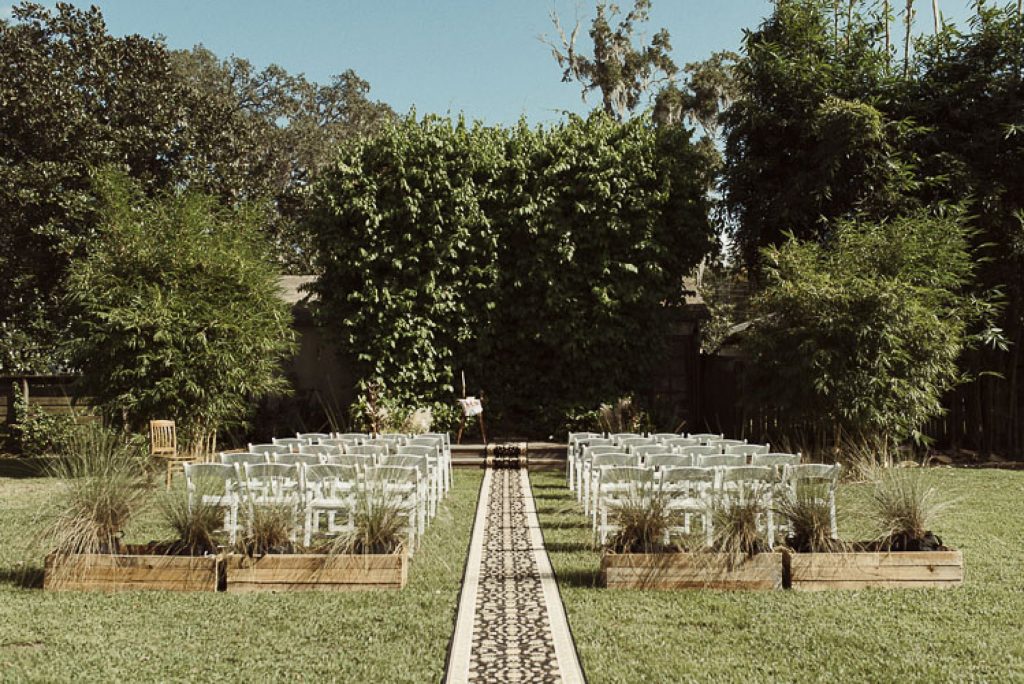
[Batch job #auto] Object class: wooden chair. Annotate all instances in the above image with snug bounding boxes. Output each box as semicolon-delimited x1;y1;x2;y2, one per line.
151;420;188;489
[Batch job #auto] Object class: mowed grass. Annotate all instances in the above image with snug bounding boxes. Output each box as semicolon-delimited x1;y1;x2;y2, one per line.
531;467;1024;683
0;464;483;682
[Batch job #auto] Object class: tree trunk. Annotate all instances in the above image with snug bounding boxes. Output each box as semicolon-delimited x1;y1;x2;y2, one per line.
932;0;940;33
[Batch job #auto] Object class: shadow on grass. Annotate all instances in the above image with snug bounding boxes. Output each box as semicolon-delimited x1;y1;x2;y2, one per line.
541;520;590;530
0;566;44;589
544;541;594;553
0;457;52;479
551;567;601;589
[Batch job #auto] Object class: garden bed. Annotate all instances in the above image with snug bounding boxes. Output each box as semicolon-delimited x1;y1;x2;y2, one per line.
600;552;783;590
785;549;964;590
43;547;221;592
224;551;408;592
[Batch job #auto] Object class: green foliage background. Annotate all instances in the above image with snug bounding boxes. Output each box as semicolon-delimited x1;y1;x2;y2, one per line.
66;172;297;450
308;113;715;434
744;210;986;446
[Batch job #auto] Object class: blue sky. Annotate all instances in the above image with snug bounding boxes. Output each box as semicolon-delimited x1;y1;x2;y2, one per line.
13;1;980;125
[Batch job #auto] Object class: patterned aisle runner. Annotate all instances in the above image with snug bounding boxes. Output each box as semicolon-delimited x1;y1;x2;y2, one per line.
446;468;585;684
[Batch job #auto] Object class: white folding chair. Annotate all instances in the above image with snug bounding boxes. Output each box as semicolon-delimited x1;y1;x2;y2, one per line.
717;465;778;545
184;462;240;545
663;437;700;452
688;433;724;443
570;437;613;492
365;464;420;554
247;443;290;458
595;466;655;545
660;466;716;547
587;452;641;519
271;437;309;452
633;444;672;463
396;446;440;515
299;444;342;459
275;452;321;467
297;432;331;443
381;454;432;526
302;464;358;546
780;463;840;538
698;453;746;468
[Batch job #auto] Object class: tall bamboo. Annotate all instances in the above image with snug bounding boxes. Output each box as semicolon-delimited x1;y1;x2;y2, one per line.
932;0;940;33
903;0;914;76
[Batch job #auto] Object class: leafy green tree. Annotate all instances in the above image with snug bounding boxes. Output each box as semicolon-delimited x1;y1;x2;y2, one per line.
307;115;505;406
742;209;991;449
169;47;394;273
0;3;391;372
66;171;297;452
722;0;916;267
546;0;677;121
307;113;715;433
897;4;1024;451
480;114;715;430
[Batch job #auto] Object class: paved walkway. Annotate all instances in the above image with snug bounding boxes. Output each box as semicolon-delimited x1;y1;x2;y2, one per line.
445;468;585;684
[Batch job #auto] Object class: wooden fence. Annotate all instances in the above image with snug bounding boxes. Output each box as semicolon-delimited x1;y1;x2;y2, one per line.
0;375;97;428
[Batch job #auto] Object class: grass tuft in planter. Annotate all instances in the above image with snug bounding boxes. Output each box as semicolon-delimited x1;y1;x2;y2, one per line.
870;469;950;551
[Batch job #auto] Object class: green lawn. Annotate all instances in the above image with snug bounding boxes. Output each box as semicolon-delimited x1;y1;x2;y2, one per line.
0;464;483;682
531;467;1024;683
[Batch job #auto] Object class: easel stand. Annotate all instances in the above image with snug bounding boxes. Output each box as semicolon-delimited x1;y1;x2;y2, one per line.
456;411;487;445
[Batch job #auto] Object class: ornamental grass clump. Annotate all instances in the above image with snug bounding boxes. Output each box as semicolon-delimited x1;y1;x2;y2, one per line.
44;424;148;585
870;470;949;551
158;488;224;556
326;488;407;555
775;486;845;553
605;487;673;554
236;502;300;556
710;485;772;558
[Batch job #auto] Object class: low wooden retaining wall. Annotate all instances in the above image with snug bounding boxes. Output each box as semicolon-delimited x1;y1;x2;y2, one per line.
43;553;220;592
601;552;783;590
224;552;408;592
786;550;964;590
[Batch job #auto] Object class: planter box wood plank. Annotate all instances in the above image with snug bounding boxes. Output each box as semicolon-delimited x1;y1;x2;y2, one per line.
44;553;220;592
788;550;963;590
601;552;783;590
225;552;407;592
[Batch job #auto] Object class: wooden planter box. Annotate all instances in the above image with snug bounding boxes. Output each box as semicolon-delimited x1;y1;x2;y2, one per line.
43;552;220;592
601;552;783;590
786;550;964;590
224;552;408;592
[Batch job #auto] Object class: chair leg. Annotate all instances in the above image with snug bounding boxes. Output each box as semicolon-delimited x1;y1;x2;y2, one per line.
165;461;172;490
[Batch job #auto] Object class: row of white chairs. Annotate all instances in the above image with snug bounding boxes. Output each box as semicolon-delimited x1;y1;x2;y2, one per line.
186;445;450;553
574;446;793;508
580;450;799;518
588;462;840;547
267;432;454;494
566;432;766;491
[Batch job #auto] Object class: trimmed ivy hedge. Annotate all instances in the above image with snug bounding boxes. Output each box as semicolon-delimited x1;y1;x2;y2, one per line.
307;113;715;434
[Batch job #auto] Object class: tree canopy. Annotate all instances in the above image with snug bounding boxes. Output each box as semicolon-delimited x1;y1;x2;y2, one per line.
66;171;297;451
0;2;391;373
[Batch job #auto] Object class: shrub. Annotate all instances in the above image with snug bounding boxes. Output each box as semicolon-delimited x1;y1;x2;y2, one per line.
236;502;299;556
710;485;772;557
742;209;995;452
66;170;297;454
775;486;844;553
325;487;407;555
8;382;76;457
158;489;224;556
